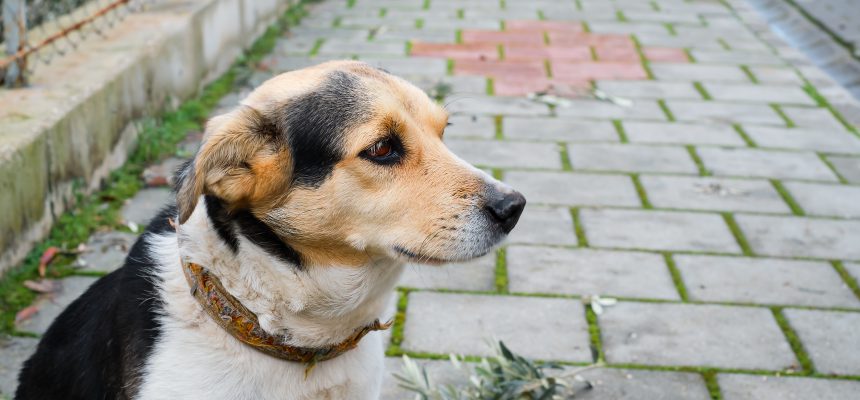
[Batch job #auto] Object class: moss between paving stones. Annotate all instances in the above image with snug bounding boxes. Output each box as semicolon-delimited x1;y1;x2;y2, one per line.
663;253;690;301
831;261;860;301
0;1;311;337
770;180;806;216
771;307;815;374
494;248;508;293
702;371;723;400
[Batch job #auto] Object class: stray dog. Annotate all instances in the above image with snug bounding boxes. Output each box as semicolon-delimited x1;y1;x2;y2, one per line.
16;60;525;400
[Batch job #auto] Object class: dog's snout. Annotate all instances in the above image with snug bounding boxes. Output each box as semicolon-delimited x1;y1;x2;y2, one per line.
484;189;526;234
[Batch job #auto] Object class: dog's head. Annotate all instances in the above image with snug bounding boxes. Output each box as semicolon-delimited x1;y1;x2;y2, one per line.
177;60;525;267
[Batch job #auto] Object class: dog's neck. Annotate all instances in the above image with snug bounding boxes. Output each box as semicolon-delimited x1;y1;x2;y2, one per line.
176;197;404;348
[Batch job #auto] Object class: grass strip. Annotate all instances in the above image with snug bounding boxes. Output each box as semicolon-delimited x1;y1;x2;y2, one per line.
771;307;815;374
722;213;754;256
570;208;589;247
770;180;805;216
770;104;796;128
731;123;757;147
693;82;711;100
663;253;690;301
832;261;860;301
686;145;710;176
495;248;508;293
584;305;605;362
657;99;675;121
631;174;652;209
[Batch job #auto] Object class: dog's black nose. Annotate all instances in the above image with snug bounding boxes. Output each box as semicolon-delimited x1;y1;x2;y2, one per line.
485;190;526;234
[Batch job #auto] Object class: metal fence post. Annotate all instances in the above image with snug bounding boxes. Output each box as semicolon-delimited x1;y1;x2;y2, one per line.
3;0;27;87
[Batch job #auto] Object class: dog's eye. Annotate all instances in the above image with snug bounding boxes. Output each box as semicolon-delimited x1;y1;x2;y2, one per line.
362;138;402;165
366;139;392;158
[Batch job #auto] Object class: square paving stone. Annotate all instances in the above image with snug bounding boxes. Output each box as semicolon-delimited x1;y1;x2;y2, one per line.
76;231;138;272
623;121;746;146
640;175;791;213
397;253;496;291
15;276;99;335
445;95;550;116
719;374;860;400
121;187;173;228
507;206;578;246
779;106;846;129
402;292;592;362
743;126;860;154
445;139;562;169
0;337;37;397
599;302;797;370
443;115;495;139
581;209;741;253
676;255;859;308
503;117;619;142
554;99;667;121
783;182;860;218
696;148;838;181
503;171;640;207
575;368;711;400
666;100;785;125
507;246;679;299
783;309;860;375
825;155;860;183
736;215;860;260
702;83;815;105
595;81;702;99
567;144;698;174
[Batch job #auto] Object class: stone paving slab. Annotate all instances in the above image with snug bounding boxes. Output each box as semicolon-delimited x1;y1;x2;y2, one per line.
120;187;173;228
503;117;619;142
503;171;640;207
736;215;860;260
696;147;839;181
783;309;860;375
742;126;860;154
783;182;860;218
443;115;495;139
719;374;860;400
75;231;138;273
15;276;99;335
676;255;859;308
567;144;699;174
599;302;797;370
640;175;791;214
702;83;814;105
445;139;562;169
595;81;701;100
622;121;747;146
553;100;667;121
581;208;741;253
779;106;846;129
506;206;578;246
575;368;711;400
445;95;550;116
402;292;592;362
397;254;496;291
651;63;751;82
0;337;37;398
667;100;785;125
824;155;860;183
507;246;679;299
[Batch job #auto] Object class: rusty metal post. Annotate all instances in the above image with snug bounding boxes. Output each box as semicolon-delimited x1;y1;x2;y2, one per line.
3;0;27;87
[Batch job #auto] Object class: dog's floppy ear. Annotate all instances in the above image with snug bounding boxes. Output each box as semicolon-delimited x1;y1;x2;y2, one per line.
176;106;289;223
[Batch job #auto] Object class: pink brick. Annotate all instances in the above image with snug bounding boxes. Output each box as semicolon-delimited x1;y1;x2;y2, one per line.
454;59;546;78
553;62;649;81
594;45;640;62
550;32;634;49
643;47;690;63
462;30;545;46
410;42;499;61
506;45;592;62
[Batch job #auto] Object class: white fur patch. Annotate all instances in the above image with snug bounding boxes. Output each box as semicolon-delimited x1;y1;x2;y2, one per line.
137;199;403;399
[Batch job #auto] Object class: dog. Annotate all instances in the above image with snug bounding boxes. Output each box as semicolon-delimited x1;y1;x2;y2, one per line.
15;60;526;400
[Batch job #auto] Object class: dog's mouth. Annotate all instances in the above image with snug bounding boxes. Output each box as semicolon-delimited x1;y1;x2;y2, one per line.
393;245;494;265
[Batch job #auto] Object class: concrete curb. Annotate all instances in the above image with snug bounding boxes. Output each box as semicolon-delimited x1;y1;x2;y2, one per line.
0;0;296;275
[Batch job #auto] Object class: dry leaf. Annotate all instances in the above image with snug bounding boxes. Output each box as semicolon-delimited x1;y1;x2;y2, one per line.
38;246;59;278
23;279;60;294
15;304;40;324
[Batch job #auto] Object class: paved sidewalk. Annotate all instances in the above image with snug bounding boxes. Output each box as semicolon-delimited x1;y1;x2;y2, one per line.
4;0;860;398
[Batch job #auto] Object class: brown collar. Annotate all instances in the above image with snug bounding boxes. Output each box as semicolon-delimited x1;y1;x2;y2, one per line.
180;260;390;371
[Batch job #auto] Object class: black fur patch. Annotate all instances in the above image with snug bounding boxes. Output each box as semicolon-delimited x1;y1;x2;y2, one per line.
277;70;371;187
204;195;302;267
16;207;172;400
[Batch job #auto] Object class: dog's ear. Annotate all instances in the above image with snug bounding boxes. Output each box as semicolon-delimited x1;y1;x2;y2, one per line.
176;106;289;223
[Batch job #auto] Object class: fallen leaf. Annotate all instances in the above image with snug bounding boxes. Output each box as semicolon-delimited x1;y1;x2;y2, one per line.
15;304;40;324
23;279;60;294
38;247;59;278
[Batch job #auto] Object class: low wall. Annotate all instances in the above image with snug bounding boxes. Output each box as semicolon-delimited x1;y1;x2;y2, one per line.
0;0;295;274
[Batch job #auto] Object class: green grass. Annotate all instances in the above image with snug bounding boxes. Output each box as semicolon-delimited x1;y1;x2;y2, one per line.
693;82;711;100
405;41;413;56
817;153;849;183
722;213;754;256
740;65;759;83
663;253;690;301
630;35;655;80
664;23;677;36
493;115;503;139
422;0;430;10
446;59;454;76
686;145;710;176
717;38;731;50
0;0;311;336
657;99;675;121
536;10;546;20
309;38;325;56
559;143;573;171
702;371;724;400
495;248;508;293
770;104;796;128
631;174;653;209
772;307;815;374
456;8;464;19
732;123;757;147
485;78;495;96
612;119;629;143
771;180;805;216
415;19;424;29
385;289;410;353
684;48;696;62
584;305;604;362
802;83;859;136
832;261;860;301
615;10;628;22
543;60;552;78
570;208;589;247
455;29;463;44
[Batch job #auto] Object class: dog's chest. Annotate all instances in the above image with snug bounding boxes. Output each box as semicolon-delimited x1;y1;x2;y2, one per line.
135;317;385;400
